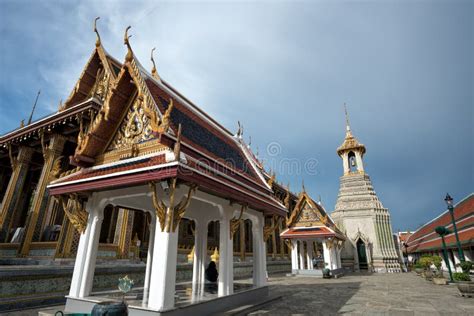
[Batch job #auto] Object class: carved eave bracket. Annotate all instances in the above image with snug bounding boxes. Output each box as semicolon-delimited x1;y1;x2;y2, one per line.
230;204;246;239
150;179;198;233
58;194;89;234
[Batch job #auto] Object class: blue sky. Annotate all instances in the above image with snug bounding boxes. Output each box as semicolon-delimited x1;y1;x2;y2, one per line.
0;0;472;231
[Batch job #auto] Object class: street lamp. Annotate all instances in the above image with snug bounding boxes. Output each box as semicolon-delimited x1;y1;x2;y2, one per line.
435;226;453;282
444;193;465;262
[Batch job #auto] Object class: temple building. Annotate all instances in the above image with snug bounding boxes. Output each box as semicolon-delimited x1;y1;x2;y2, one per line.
330;109;401;273
0;21;340;314
0;32;292;267
405;193;473;271
280;190;346;276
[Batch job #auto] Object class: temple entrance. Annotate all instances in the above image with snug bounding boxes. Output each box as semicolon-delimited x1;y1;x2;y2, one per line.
357;239;368;270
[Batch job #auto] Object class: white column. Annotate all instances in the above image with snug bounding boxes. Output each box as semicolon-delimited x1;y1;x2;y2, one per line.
306;240;313;270
355;152;364;172
193;219;208;299
68;206;94;297
218;207;233;296
143;213;156;303
342;153;349;174
148;218;179;311
291;240;298;272
337;248;342;269
298;241;305;270
252;213;266;287
323;240;332;270
78;202;104;298
331;246;338;269
453;251;462;272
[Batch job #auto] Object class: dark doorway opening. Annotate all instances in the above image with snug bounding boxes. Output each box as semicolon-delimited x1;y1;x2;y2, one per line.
357;239;368;270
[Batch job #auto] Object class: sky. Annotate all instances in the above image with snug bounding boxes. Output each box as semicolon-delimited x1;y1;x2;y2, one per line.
0;0;472;232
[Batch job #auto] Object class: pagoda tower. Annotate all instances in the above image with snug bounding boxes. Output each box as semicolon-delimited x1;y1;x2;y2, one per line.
331;108;401;273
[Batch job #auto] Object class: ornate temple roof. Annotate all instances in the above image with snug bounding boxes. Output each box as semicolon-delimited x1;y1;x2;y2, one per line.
47;24;286;216
280;190;345;240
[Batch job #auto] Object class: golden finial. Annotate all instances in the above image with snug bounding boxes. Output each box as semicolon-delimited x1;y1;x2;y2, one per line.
124;26;133;62
94;17;101;47
150;47;161;80
302;179;306;193
20;120;25;128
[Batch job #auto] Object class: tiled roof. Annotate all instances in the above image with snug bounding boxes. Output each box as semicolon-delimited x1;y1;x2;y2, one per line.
145;78;258;179
406;194;474;253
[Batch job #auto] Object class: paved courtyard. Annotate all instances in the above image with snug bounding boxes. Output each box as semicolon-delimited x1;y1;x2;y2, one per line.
251;272;474;315
4;272;474;315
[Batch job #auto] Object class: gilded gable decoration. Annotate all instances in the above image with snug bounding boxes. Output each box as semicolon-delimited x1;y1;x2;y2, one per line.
108;94;155;151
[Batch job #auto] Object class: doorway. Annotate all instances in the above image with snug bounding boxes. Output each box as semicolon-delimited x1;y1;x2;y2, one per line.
357;239;368;270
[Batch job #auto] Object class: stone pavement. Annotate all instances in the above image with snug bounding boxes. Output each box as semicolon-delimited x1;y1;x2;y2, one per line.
250;272;474;315
3;272;473;315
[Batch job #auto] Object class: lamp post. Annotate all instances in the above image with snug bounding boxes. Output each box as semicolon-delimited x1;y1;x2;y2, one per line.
444;193;465;262
435;226;453;282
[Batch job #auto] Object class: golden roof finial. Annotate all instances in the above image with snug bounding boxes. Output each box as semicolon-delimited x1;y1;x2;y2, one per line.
302;179;306;193
124;26;133;62
150;47;161;81
94;17;101;47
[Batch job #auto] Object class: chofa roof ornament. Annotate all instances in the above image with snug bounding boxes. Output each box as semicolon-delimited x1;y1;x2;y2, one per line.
124;26;133;62
150;47;161;81
94;17;101;47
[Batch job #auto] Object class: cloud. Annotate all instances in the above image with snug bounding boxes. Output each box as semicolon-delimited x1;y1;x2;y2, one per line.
0;0;472;231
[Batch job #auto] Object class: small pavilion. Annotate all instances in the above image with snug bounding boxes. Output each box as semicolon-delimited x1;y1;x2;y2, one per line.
47;25;287;315
280;191;345;276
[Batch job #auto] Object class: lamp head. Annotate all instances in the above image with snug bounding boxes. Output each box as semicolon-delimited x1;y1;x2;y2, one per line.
444;193;453;207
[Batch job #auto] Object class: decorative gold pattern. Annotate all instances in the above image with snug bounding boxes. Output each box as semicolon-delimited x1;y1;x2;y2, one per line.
49;156;63;182
58;195;89;234
229;205;246;239
108;95;155;151
150;181;167;231
173;124;182;161
264;215;282;242
149;180;198;233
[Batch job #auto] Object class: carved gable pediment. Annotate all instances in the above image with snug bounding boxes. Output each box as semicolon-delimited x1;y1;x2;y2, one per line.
107;94;155;151
294;201;324;227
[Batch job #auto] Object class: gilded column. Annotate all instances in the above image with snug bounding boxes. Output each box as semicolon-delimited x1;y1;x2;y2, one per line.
239;220;245;261
116;209;135;258
0;146;33;242
271;217;277;259
279;220;285;257
19;135;66;256
55;218;76;258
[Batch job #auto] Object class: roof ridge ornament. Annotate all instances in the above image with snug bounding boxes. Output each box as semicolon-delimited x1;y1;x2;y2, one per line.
124;26;133;62
344;102;351;134
150;47;161;81
94;17;101;47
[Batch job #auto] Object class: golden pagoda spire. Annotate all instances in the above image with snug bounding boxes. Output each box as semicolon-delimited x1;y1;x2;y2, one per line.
150;47;161;81
94;17;101;47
